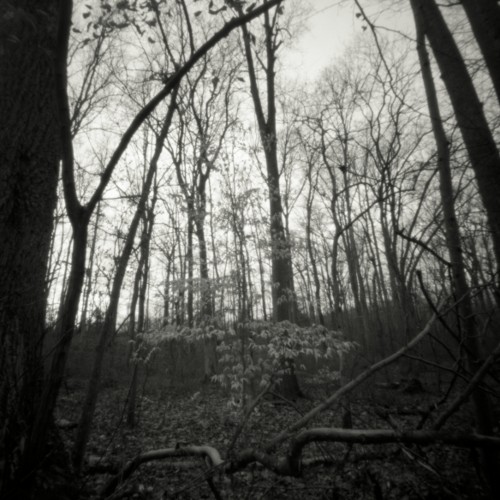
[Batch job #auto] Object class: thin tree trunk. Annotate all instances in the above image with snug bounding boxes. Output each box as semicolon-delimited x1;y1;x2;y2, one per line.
127;188;155;427
126;246;142;426
163;245;175;325
305;172;324;325
250;201;268;321
186;211;194;327
80;202;101;334
72;90;177;471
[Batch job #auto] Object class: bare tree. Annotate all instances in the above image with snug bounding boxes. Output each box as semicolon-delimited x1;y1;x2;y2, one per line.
237;1;296;324
0;0;284;494
410;0;500;282
411;2;499;495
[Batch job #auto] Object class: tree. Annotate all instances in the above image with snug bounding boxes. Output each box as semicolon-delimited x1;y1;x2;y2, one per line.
237;1;296;324
168;44;238;331
235;1;305;400
411;1;499;495
0;2;64;497
461;0;500;105
410;0;500;284
0;0;284;495
72;89;178;470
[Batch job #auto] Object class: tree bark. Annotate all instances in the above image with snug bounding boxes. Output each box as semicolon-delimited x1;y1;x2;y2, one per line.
239;4;295;323
238;2;300;399
412;0;500;282
411;3;499;496
461;0;500;105
0;2;64;496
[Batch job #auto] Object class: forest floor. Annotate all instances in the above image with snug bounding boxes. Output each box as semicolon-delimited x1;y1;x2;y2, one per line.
56;375;489;500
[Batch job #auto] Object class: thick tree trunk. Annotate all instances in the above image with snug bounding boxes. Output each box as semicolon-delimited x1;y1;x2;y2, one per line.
412;0;500;281
239;10;295;324
195;217;213;320
0;2;64;497
461;0;500;105
412;4;500;497
238;5;299;398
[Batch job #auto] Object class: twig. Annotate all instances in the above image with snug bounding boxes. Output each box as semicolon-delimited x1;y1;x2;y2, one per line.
434;338;500;430
262;305;445;452
416;270;461;345
396;229;452;267
403;354;497;398
227;381;274;454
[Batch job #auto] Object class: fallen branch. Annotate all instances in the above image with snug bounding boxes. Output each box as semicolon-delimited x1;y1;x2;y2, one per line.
99;445;222;498
102;303;500;498
101;426;500;497
288;428;500;474
262;305;443;452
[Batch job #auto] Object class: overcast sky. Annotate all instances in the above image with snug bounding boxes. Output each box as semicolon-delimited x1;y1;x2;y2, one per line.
281;0;356;81
281;0;415;82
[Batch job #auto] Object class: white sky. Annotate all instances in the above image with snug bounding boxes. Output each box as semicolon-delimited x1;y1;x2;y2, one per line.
281;0;357;81
281;0;415;82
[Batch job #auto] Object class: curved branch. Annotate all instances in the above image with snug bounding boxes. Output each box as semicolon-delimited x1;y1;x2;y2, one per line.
288;427;500;475
262;305;443;452
55;0;83;223
101;427;500;498
395;227;452;267
85;0;284;215
100;445;222;498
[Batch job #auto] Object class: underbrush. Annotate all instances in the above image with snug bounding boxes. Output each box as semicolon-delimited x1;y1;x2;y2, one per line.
56;375;488;499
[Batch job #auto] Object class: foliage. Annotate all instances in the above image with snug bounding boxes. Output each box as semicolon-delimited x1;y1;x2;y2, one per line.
212;320;356;402
143;320;355;404
128;332;161;366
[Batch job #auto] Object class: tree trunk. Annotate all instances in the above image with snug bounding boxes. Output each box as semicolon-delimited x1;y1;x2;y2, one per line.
238;4;299;397
412;0;500;282
239;9;296;324
251;201;269;321
461;0;500;105
126;248;142;426
305;166;325;325
126;195;155;428
80;202;101;334
72;91;177;471
195;214;213;321
412;3;500;496
0;1;70;497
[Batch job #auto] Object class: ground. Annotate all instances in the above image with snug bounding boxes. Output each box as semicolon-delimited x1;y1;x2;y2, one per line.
53;372;489;500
